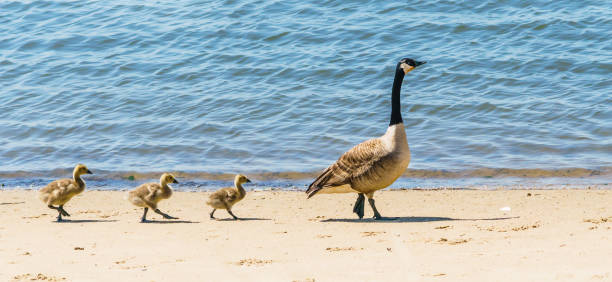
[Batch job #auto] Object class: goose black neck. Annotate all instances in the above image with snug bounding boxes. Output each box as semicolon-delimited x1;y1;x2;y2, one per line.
389;64;405;126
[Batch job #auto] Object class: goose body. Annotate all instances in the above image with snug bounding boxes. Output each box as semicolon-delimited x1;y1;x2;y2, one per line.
127;173;179;222
309;123;410;195
306;58;425;219
206;174;251;220
39;164;92;221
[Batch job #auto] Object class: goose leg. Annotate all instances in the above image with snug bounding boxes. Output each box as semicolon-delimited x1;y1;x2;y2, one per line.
367;198;382;220
210;209;216;219
47;205;63;222
140;207;149;222
227;209;239;220
154;208;178;220
367;197;396;220
353;193;365;219
59;205;70;217
222;202;239;220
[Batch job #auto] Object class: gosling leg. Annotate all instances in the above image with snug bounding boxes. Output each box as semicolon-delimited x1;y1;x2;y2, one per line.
154;208;178;220
59;205;70;217
223;203;239;220
227;209;239;220
210;209;216;219
140;207;149;222
47;205;63;222
353;193;365;219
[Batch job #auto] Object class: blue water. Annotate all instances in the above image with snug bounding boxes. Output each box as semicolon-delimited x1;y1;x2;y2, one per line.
0;0;610;188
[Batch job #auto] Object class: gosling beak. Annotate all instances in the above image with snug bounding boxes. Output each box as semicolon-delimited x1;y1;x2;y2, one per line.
415;61;426;67
86;169;93;174
173;179;179;184
246;178;252;183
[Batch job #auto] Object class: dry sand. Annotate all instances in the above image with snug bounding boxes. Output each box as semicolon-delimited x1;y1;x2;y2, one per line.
1;189;611;281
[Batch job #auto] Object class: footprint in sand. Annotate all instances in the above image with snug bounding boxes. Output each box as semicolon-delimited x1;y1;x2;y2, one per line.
12;273;66;281
438;238;470;245
583;217;611;224
325;247;363;252
235;258;273;266
361;231;386;237
292;279;315;282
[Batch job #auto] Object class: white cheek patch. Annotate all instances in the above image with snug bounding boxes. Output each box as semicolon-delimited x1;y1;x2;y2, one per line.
400;63;414;73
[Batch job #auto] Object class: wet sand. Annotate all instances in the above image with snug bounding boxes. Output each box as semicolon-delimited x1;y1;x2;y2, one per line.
1;189;611;281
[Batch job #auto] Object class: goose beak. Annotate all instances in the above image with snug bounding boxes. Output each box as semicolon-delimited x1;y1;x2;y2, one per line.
173;179;179;184
246;178;252;183
415;61;426;67
86;169;93;174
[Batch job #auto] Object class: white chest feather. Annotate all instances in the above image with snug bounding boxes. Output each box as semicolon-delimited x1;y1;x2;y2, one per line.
381;123;410;156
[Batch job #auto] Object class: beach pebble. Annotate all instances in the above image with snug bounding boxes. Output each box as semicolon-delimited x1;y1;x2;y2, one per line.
499;207;511;212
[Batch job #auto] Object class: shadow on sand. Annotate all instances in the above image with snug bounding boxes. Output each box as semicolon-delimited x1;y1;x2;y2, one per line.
321;216;519;223
56;219;118;223
141;220;199;224
213;217;271;222
0;201;25;205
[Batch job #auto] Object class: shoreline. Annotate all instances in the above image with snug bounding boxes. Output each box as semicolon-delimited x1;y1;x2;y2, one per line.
2;189;611;281
1;167;610;180
1;172;610;191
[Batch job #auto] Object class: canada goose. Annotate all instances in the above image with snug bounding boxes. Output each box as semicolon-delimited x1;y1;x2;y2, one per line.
39;164;93;222
306;58;426;220
127;173;179;222
206;174;251;220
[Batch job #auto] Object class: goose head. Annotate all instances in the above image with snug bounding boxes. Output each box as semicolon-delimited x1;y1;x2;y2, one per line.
74;164;93;176
234;174;252;185
399;58;426;74
160;173;179;185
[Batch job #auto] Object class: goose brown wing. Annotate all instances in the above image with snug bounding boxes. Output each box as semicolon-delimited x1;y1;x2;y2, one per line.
306;138;386;198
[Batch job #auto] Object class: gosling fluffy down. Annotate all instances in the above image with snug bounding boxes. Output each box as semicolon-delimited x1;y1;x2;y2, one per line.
127;173;179;222
39;164;92;222
206;174;251;220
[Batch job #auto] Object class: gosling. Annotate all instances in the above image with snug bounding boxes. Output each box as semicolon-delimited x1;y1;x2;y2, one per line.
127;173;179;222
39;164;93;222
206;174;251;220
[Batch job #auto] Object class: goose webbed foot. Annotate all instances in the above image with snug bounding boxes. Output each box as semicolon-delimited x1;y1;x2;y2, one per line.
353;193;365;219
56;213;63;222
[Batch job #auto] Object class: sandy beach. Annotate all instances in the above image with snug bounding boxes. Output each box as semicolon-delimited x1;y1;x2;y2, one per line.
1;189;611;281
